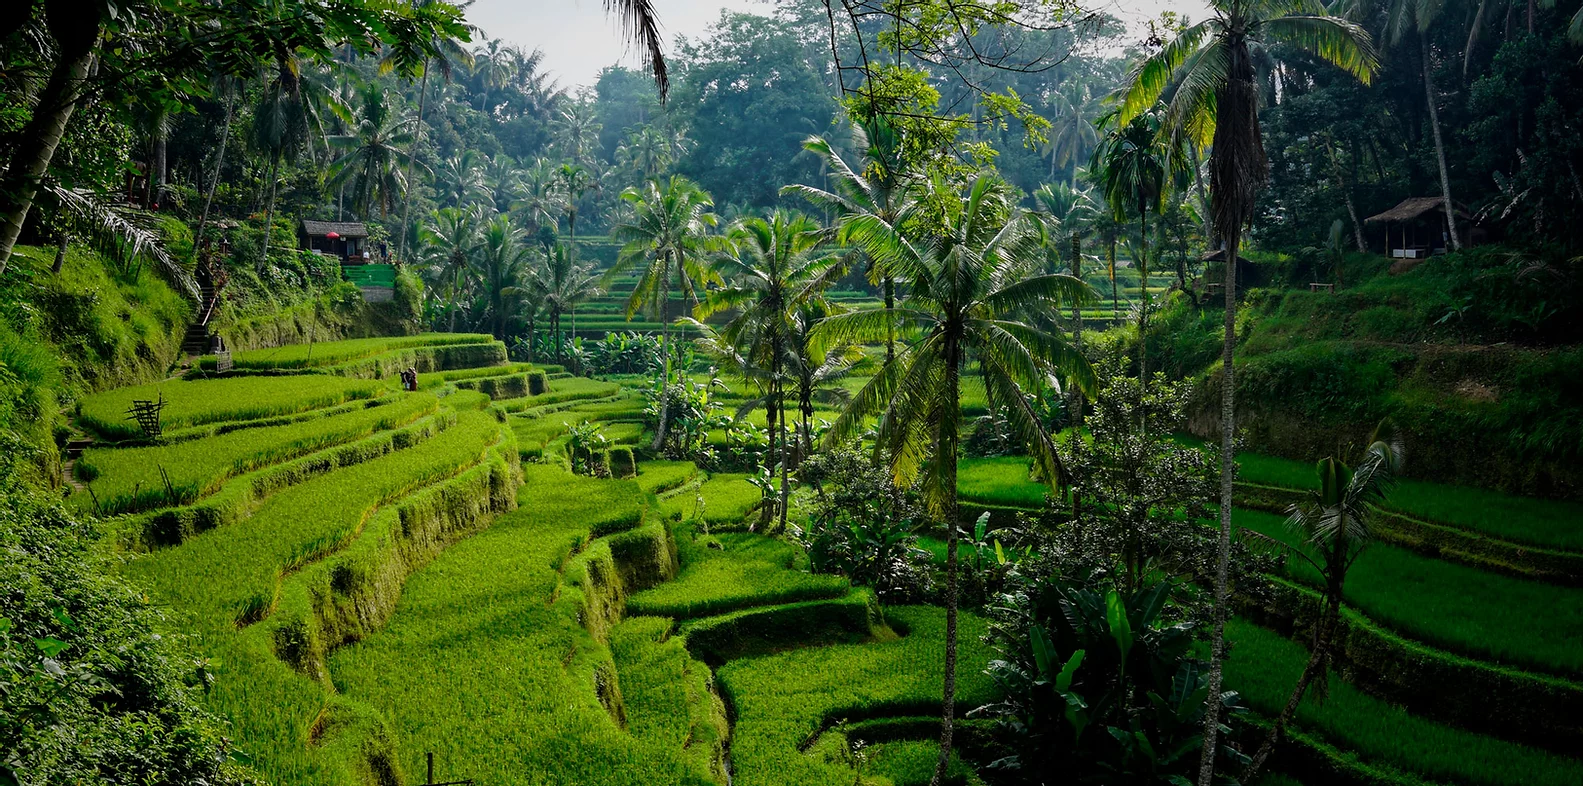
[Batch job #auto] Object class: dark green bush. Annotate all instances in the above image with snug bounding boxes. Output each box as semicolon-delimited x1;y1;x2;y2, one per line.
608;446;636;479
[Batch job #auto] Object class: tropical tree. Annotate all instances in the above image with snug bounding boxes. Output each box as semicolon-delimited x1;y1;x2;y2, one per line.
695;211;845;531
550;105;604;167
540;242;603;366
420;205;482;331
513;157;564;250
250;55;342;268
475;213;534;339
327;86;415;220
1242;425;1403;782
815;175;1096;786
1090;109;1170;387
1032;181;1098;422
392;0;474;263
557;162;598;238
608;176;719;449
1043;83;1099;183
434;151;489;209
783;114;916;365
1115;4;1377;781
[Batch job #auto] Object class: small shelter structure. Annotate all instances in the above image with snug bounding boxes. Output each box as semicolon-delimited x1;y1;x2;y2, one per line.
299;220;371;263
1200;248;1262;292
1364;198;1476;258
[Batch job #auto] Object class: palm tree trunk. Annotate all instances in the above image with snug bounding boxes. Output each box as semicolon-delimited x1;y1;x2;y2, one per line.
52;233;69;274
884;276;896;366
1109;235;1120;321
1197;228;1241;786
1421;37;1462;251
397;60;431;264
0;39;97;273
259;159;281;272
1138;206;1150;397
651;278;672;453
194;89;237;259
1070;232;1085;520
1244;591;1340;782
931;345;963;786
777;376;790;534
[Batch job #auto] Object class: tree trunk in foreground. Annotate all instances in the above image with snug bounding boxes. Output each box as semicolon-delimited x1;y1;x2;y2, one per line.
0;38;96;273
194;89;237;259
1422;37;1462;252
259;159;281;272
931;349;963;786
397;61;431;264
1197;228;1241;786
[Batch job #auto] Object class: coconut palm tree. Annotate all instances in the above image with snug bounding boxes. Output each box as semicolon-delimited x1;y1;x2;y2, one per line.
328;87;416;220
1091;109;1170;388
1243;425;1403;782
250;56;342;270
815;174;1097;786
783;114;916;366
696;211;845;531
1043;83;1100;183
557;163;599;239
513;157;565;251
551;105;604;167
608;176;720;449
1032;181;1099;422
474;214;534;339
540;242;603;367
421;205;483;332
435;151;489;209
391;1;475;264
1114;3;1376;780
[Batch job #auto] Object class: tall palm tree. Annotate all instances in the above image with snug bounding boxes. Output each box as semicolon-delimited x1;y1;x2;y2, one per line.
815;175;1096;786
616;124;680;182
250;56;341;269
1043;83;1099;183
391;1;475;264
1091;109;1170;388
475;214;534;339
1115;4;1376;781
193;72;244;258
513;157;564;251
435;151;489;209
328;86;416;220
696;211;845;532
540;242;603;367
1243;426;1403;782
420;205;482;332
1032;181;1098;423
556;163;599;239
783;114;916;366
551;105;604;167
483;153;522;215
608;176;719;450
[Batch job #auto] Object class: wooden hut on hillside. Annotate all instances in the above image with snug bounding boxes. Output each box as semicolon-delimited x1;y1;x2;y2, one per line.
1364;197;1482;258
299;220;371;262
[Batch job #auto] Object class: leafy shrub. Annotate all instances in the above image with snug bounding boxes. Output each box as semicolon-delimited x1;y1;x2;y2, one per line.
795;447;933;602
0;439;238;786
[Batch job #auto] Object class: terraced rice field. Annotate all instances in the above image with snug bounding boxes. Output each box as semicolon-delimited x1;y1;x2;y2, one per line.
82;332;994;786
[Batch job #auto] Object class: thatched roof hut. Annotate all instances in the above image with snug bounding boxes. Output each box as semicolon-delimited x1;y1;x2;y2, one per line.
1364;198;1476;258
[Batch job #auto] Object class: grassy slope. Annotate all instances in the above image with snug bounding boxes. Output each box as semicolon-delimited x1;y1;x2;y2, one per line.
1235;507;1583;676
627;528;849;619
1227;619;1583;786
329;466;715;786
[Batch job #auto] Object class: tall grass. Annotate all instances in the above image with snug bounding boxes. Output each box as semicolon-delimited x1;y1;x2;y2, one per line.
78;393;437;513
661;473;762;526
78;375;382;439
957;456;1050;509
329;466;715;786
627;528;848;619
1235;508;1583;676
717;606;996;786
1226;619;1583;786
218;333;495;369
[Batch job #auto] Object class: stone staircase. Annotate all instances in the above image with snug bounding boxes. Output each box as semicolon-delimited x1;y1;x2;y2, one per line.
181;279;220;357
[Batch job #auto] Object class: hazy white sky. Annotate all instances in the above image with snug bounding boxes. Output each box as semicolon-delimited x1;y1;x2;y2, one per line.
465;0;1213;90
